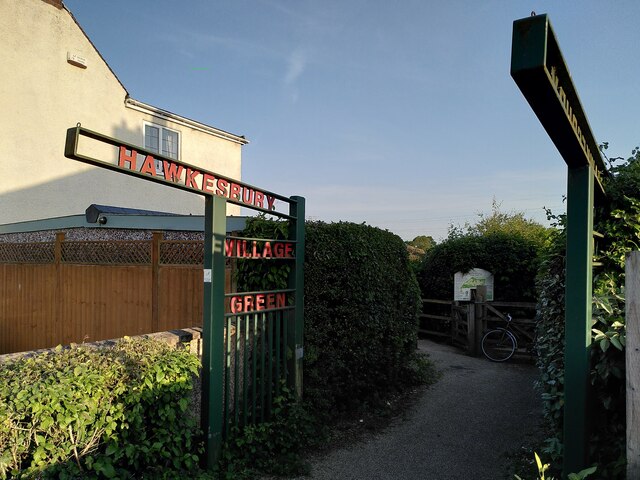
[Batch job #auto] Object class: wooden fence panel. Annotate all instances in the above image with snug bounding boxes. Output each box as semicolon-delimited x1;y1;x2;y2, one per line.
0;236;234;355
58;264;153;346
158;266;204;333
0;264;56;353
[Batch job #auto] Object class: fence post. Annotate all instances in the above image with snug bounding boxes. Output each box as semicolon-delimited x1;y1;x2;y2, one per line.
151;232;162;333
287;196;305;399
627;251;640;478
474;286;486;356
201;195;227;469
54;232;64;346
467;301;476;356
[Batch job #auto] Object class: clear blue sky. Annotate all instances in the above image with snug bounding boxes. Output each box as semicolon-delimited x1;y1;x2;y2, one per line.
65;0;640;241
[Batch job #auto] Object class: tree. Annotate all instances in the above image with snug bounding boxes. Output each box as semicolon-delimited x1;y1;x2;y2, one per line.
418;200;550;301
406;235;436;252
449;199;551;248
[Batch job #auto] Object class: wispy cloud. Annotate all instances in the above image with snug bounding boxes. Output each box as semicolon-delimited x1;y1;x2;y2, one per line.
284;48;307;85
283;48;308;103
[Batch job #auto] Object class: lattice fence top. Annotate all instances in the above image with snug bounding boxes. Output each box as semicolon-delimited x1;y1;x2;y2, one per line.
0;239;213;266
0;242;55;263
160;241;204;265
62;241;151;265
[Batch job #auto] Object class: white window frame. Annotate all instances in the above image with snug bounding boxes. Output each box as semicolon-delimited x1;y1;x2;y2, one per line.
143;121;181;174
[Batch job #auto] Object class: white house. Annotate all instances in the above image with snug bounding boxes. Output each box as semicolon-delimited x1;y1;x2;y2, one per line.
0;0;247;227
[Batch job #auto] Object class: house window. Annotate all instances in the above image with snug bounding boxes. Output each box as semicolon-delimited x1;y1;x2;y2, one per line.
144;122;180;160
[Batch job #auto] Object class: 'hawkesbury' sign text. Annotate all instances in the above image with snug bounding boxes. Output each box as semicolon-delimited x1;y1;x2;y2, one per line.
117;146;276;210
64;125;282;214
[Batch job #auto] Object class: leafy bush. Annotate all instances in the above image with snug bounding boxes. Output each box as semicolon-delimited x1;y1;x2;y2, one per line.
0;338;200;479
417;232;542;301
218;386;320;479
536;145;640;477
303;221;424;413
238;217;427;415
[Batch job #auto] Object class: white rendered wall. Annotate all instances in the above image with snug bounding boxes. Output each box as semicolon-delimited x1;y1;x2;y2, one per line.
0;0;243;224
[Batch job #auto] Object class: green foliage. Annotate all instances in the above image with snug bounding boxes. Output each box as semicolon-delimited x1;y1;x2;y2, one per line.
236;214;290;292
418;232;541;301
450;199;551;249
303;221;425;414
419;202;548;301
218;387;322;479
535;144;640;477
406;235;436;251
219;217;433;476
405;235;435;269
0;338;201;479
240;217;429;415
514;453;596;480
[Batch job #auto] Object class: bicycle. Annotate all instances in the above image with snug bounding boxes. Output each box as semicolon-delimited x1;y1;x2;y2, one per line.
481;313;517;362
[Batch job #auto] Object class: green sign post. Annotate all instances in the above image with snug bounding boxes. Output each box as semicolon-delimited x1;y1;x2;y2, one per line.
510;14;609;475
65;125;305;469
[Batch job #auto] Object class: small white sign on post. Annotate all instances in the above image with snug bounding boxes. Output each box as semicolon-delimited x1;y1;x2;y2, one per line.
454;268;494;301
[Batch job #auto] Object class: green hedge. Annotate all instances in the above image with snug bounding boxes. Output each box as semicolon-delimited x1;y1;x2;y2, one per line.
0;338;200;479
417;232;541;301
303;221;424;413
238;218;426;415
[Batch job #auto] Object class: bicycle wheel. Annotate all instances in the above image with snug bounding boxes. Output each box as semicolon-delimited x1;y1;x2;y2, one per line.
481;329;516;362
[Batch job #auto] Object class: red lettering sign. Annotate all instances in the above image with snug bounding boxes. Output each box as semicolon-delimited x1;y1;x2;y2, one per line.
118;146;137;170
202;173;215;193
139;155;157;176
113;139;279;210
163;161;183;182
254;191;264;208
215;178;228;196
224;239;294;259
185;168;200;189
229;293;288;314
229;183;241;200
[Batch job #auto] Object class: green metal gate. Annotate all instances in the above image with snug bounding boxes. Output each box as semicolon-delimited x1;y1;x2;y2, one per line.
65;125;305;469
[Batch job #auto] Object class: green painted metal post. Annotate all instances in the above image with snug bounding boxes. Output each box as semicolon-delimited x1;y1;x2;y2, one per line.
201;195;227;469
288;196;305;398
563;165;594;475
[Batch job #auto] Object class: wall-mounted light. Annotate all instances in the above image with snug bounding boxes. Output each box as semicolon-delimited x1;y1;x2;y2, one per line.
98;216;107;225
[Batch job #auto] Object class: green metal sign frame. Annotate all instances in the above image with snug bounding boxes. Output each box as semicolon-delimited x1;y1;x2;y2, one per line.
511;14;609;475
64;124;305;469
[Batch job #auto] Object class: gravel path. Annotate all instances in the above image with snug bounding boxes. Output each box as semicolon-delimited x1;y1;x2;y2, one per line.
296;339;542;480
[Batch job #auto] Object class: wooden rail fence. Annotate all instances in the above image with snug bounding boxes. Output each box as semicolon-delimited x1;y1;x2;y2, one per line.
0;232;231;354
420;293;537;357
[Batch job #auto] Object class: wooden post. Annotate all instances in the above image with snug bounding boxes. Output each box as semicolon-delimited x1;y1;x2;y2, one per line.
474;286;486;356
54;232;64;347
627;251;640;478
151;232;162;333
467;299;476;356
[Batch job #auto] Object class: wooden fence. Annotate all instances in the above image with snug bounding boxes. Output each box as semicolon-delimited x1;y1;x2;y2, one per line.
420;294;537;357
0;232;231;354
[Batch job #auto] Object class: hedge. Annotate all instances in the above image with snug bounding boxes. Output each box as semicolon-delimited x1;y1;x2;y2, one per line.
0;338;200;479
238;218;426;415
535;146;640;477
417;232;541;301
303;221;424;412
